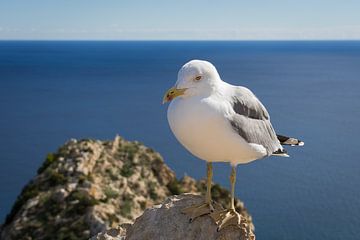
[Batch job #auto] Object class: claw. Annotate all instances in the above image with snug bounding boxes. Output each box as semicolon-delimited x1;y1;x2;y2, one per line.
210;208;242;231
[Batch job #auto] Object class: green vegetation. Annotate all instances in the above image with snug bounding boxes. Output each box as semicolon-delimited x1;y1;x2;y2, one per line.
117;142;141;177
195;181;207;194
139;201;147;210
56;219;89;240
66;190;99;216
37;153;56;174
153;156;163;165
104;186;119;200
35;196;65;228
48;170;66;186
105;168;119;180
120;195;133;217
145;147;155;153
140;168;146;178
122;143;139;160
148;181;158;201
82;147;94;154
139;153;151;165
211;183;228;200
70;190;98;205
78;173;93;184
150;191;158;201
120;162;134;177
38;192;51;205
167;179;183;195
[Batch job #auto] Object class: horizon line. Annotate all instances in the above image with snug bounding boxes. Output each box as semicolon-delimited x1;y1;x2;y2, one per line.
1;39;360;42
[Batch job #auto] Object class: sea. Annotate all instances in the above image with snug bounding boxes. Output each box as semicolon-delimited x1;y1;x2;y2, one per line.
0;41;359;239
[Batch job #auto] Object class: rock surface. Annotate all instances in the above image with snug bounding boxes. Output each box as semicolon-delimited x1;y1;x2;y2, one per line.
91;194;255;240
89;227;126;240
0;135;254;240
131;194;254;240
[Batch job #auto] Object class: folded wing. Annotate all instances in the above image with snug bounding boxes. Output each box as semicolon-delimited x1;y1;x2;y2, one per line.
228;86;286;156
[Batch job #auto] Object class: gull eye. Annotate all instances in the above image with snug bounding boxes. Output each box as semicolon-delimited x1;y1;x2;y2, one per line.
195;76;202;81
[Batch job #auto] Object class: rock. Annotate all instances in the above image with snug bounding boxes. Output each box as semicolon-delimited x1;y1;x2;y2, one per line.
90;226;127;240
91;194;255;240
125;194;254;240
52;188;69;203
1;136;254;240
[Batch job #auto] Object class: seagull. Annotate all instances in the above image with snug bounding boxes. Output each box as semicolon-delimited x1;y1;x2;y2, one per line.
163;60;304;231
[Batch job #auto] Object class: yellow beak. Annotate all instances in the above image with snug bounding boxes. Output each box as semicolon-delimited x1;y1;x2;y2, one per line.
162;87;187;104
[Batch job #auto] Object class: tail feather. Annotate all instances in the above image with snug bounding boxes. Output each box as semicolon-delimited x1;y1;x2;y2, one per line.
277;134;304;146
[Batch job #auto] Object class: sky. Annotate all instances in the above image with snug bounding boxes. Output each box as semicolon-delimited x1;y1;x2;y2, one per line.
0;0;360;40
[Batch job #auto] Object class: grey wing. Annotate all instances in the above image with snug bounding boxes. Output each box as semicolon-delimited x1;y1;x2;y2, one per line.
228;86;284;156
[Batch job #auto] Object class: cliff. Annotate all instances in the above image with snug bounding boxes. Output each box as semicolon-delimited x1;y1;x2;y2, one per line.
0;135;254;240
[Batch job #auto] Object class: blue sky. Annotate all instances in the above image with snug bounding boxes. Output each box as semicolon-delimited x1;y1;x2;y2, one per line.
0;0;359;40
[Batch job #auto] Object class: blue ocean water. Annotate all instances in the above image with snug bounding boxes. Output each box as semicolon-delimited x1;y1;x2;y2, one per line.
0;41;360;239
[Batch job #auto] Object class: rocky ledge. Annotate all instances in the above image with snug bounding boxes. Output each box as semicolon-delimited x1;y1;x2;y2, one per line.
92;194;255;240
0;135;254;240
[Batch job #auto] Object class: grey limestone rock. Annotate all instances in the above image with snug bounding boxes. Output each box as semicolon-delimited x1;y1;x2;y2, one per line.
92;194;255;240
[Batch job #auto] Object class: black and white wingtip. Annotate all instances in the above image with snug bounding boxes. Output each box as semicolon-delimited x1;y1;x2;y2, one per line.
277;134;304;147
272;148;290;157
297;141;305;146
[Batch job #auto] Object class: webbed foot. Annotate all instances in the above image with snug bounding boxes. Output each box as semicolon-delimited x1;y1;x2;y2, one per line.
210;208;242;231
181;201;222;222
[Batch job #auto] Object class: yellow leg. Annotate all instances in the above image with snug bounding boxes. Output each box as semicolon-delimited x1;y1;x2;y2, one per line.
230;166;236;210
210;165;242;231
206;162;213;205
181;162;221;222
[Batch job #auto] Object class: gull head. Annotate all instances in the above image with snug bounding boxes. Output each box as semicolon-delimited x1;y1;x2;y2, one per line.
163;60;221;104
